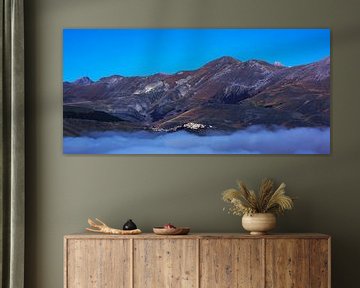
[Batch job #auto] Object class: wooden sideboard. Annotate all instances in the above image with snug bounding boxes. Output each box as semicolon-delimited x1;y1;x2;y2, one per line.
64;233;330;288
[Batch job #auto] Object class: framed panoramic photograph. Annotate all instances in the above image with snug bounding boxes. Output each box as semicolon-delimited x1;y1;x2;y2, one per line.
63;28;330;154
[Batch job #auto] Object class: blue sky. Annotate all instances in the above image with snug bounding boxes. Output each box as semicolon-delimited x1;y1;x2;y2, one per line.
63;28;330;82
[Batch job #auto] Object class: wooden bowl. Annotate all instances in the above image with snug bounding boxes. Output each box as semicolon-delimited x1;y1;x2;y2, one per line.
153;227;190;235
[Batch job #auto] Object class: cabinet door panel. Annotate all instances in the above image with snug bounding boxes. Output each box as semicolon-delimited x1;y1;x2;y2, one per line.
265;239;310;288
200;239;264;288
134;239;198;288
310;239;329;288
66;239;131;288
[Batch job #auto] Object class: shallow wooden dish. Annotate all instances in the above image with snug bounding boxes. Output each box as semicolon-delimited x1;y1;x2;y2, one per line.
153;227;190;235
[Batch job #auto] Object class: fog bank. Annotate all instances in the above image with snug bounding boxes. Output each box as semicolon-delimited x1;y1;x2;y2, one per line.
63;126;330;154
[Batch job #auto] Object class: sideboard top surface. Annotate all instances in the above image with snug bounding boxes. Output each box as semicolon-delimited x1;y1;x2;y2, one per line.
64;232;330;240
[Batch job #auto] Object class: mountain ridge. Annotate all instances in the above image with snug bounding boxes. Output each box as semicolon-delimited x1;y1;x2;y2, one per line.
63;56;330;136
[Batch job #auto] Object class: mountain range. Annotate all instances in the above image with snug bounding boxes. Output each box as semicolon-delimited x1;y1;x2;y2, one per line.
63;56;330;136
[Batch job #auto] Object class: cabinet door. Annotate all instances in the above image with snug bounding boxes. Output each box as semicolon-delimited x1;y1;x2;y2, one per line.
66;239;131;288
266;239;309;287
309;239;330;288
134;239;198;288
200;239;264;288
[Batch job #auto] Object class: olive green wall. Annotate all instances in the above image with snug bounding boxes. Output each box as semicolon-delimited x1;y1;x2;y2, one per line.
24;0;360;287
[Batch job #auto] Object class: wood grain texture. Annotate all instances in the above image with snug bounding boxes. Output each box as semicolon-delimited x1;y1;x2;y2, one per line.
265;239;310;288
64;239;68;288
310;239;330;288
65;233;330;240
66;239;131;288
133;239;198;288
64;234;331;288
200;239;264;288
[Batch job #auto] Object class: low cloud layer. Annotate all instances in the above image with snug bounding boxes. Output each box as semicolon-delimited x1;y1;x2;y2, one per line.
63;126;330;155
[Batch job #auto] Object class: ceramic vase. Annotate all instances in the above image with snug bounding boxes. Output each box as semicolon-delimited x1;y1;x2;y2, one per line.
242;213;276;235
